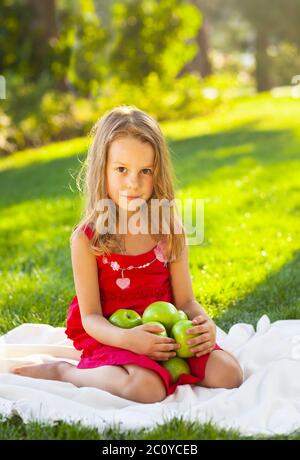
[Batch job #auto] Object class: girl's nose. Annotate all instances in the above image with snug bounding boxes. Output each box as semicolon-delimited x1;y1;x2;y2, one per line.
126;174;140;188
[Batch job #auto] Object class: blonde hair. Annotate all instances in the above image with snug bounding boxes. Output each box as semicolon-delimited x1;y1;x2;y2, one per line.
70;105;187;261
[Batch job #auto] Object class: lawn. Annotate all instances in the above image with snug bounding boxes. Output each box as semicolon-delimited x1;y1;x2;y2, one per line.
0;93;300;439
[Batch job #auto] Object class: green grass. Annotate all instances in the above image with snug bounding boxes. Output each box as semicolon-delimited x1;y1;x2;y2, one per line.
0;92;300;439
1;414;299;440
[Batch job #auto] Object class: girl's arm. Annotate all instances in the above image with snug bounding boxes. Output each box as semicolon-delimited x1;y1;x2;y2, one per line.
71;230;127;348
169;244;217;357
169;244;211;320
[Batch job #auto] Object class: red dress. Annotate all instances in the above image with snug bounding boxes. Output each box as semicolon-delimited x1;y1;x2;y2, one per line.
65;225;223;396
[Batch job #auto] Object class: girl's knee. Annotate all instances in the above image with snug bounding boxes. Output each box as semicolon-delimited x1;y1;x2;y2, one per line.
203;351;243;389
122;367;167;403
222;361;243;389
225;353;244;388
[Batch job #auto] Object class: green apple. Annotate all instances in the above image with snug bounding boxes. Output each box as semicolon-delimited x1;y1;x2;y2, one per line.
173;310;188;323
142;301;179;333
171;319;200;358
161;357;191;383
108;309;142;329
145;321;168;337
169;311;187;339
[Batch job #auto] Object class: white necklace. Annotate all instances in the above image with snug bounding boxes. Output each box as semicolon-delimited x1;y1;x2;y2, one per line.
102;237;168;290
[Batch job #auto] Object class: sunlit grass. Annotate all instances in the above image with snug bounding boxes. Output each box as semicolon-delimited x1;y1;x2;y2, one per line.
0;93;300;439
0;137;88;172
1;414;299;440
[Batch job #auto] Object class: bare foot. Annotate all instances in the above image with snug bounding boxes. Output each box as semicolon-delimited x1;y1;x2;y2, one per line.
10;361;68;381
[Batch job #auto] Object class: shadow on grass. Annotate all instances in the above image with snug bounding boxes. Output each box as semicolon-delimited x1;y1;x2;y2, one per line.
0;155;84;209
0;123;299;209
216;249;300;331
170;125;299;188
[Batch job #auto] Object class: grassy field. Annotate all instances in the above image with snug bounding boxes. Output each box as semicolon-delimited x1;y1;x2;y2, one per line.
0;93;300;439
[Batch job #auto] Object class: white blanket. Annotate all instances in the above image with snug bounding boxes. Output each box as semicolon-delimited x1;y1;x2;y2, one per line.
0;315;299;437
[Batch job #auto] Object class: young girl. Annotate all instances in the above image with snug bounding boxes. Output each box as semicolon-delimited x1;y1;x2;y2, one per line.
12;105;243;403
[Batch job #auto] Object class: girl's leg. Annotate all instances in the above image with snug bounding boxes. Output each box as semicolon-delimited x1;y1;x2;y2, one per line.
11;361;167;403
11;361;130;398
197;349;243;389
122;363;166;403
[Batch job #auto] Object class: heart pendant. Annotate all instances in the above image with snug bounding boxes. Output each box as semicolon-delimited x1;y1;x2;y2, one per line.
116;277;130;289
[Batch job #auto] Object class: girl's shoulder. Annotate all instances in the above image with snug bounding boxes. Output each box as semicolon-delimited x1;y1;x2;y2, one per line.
71;223;95;242
81;223;95;240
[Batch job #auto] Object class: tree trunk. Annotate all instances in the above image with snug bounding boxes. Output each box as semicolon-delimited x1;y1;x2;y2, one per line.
177;8;212;79
26;0;70;90
27;0;58;47
255;27;272;92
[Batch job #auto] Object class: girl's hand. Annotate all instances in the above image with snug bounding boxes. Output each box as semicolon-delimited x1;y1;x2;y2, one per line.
125;323;180;361
186;315;216;357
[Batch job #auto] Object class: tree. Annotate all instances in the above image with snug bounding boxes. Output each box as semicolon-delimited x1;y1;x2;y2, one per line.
67;0;109;96
106;0;201;84
177;0;212;79
26;0;58;64
234;0;300;91
0;0;73;90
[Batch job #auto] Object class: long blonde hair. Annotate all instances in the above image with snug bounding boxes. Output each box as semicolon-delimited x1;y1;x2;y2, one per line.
70;105;187;261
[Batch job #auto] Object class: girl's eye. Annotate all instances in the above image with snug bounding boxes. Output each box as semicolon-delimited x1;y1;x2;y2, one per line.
116;166;152;175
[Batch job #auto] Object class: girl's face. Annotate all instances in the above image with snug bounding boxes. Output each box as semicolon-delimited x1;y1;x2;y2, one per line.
106;136;155;213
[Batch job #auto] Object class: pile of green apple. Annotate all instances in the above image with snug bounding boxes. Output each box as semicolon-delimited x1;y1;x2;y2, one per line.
108;301;201;383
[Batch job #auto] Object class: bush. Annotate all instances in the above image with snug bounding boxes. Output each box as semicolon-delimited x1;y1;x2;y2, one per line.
0;75;94;156
0;72;224;156
95;72;221;121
